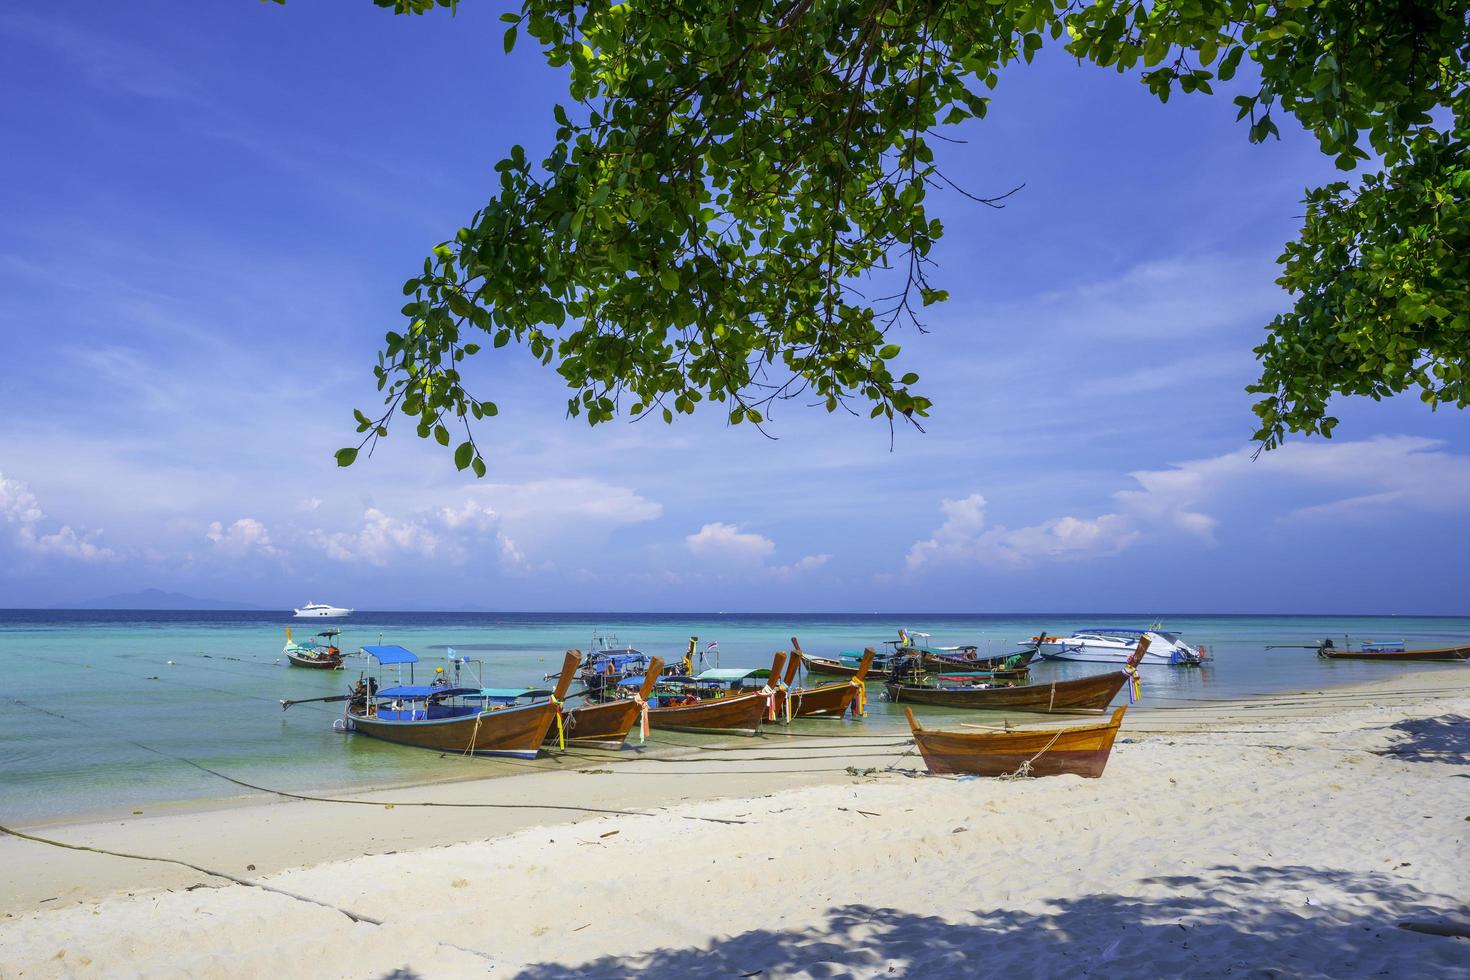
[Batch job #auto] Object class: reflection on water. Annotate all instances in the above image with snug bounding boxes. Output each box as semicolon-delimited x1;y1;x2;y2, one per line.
2;610;1465;823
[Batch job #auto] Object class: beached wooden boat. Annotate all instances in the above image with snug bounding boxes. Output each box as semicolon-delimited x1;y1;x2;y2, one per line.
283;627;345;669
905;706;1129;777
1316;639;1470;662
345;649;578;758
776;648;874;720
555;657;665;749
645;652;785;735
885;638;1149;714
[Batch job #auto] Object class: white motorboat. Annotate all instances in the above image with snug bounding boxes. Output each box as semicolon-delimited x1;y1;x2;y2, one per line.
292;601;353;619
1042;628;1204;666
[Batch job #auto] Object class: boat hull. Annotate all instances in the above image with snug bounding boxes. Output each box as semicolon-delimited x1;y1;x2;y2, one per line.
907;706;1128;777
553;698;644;749
285;651;342;669
777;679;862;719
885;670;1129;714
349;701;557;758
804;656;890;679
1321;645;1470;663
647;691;768;735
1044;644;1191;666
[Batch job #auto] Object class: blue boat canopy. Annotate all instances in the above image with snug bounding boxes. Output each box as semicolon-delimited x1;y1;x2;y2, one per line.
586;653;648;671
376;684;480;699
362;645;418;665
618;675;649;687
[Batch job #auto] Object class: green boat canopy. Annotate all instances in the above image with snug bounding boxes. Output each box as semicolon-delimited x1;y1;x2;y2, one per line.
696;667;772;681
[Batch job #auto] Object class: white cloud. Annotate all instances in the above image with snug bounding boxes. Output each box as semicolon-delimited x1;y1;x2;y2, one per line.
685;522;829;581
905;495;1137;570
686;522;776;562
905;436;1470;572
1032;254;1284;341
0;473;44;525
311;501;530;571
206;517;277;557
474;479;662;532
438;499;500;531
1;471;115;562
16;525;116;562
771;553;833;581
312;507;442;566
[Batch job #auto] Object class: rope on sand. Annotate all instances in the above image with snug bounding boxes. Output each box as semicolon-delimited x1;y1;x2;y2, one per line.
999;729;1065;781
0;823;382;925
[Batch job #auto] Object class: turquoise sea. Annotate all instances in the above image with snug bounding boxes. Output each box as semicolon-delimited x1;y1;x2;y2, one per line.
3;611;1467;825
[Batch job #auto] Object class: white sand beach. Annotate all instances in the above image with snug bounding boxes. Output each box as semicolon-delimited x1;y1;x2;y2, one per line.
2;668;1468;978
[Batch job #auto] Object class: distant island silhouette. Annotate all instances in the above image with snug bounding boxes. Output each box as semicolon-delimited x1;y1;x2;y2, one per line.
66;588;264;611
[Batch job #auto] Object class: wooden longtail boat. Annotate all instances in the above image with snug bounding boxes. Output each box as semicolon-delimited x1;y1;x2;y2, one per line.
885;638;1149;714
776;643;874;720
1317;640;1470;662
905;706;1129;777
922;648;1037;674
646;652;785;735
933;668;1031;684
795;635;908;680
800;654;873;679
346;649;578;758
555;657;664;749
283;627;345;669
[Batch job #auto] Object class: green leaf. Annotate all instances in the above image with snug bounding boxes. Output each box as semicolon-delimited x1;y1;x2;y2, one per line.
503;24;517;53
454;441;473;471
334;447;358;468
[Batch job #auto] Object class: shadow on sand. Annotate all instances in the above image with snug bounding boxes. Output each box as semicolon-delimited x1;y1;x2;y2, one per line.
1374;714;1470;766
496;865;1467;979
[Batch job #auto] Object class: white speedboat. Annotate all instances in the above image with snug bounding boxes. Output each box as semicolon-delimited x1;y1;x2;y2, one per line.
293;601;353;619
1043;628;1204;666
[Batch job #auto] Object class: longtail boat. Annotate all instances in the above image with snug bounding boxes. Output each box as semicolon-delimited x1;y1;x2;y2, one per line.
921;647;1037;674
885;638;1149;714
932;667;1031;684
283;627;345;669
795;635;909;680
1316;638;1470;662
905;706;1129;777
337;647;578;758
572;634;698;700
644;652;784;735
775;642;874;720
555;656;665;749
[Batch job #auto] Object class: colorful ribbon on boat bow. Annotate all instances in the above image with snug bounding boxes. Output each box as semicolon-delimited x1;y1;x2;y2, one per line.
550;695;565;749
1123;664;1142;704
632;693;650;743
849;677;867;717
760;684;777;721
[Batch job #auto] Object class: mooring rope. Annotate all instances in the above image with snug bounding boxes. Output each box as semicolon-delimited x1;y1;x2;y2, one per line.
0;823;381;925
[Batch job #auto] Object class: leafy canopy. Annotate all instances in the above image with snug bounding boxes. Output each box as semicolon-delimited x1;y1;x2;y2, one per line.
271;1;1469;472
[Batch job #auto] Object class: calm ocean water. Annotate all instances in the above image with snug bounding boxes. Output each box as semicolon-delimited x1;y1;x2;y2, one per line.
2;610;1466;824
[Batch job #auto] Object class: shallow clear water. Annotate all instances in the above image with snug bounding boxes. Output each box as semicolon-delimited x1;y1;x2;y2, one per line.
2;610;1465;824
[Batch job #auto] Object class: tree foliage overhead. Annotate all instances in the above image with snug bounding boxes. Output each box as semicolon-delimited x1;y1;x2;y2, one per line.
288;0;1469;472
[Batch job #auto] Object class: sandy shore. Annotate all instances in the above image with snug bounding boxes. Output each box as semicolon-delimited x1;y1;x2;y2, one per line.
2;667;1468;978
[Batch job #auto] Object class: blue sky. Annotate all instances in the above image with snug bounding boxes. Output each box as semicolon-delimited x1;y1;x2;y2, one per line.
1;3;1467;613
